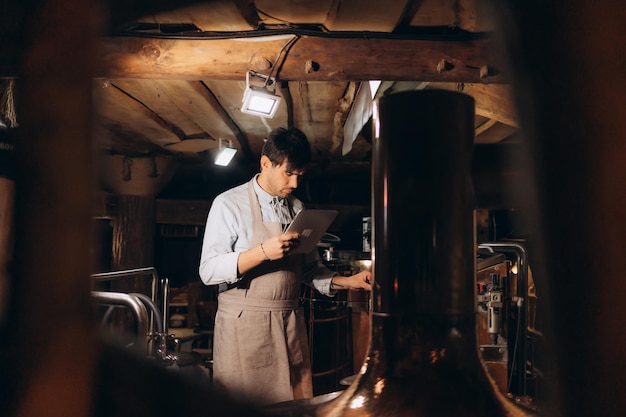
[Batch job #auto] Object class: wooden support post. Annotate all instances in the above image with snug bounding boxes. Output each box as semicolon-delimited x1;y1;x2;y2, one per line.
110;194;156;296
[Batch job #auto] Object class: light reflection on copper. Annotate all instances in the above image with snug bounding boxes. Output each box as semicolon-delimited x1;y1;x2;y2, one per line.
349;395;366;409
374;379;385;395
373;101;380;138
359;362;368;374
429;348;447;363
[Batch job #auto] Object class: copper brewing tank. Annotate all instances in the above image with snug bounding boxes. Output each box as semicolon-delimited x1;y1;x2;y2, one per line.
312;90;530;416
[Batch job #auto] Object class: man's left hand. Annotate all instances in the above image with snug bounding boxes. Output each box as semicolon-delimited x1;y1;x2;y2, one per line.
331;271;372;291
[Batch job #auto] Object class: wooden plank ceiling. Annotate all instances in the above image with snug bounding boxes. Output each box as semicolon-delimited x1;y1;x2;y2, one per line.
6;0;520;196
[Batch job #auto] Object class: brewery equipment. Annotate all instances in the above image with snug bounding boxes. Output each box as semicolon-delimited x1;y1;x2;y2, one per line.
268;90;534;416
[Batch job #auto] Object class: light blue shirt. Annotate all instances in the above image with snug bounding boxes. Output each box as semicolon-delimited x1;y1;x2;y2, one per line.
198;175;335;295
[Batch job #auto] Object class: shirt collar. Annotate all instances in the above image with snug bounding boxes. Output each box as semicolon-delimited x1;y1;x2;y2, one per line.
253;174;277;206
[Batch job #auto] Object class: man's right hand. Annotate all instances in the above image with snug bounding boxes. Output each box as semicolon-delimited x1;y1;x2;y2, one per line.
262;232;301;260
237;232;301;276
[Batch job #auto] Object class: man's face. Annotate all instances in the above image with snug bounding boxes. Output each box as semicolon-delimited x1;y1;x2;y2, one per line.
263;157;306;198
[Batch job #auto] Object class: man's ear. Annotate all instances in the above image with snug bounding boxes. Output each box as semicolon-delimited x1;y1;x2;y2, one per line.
260;155;272;170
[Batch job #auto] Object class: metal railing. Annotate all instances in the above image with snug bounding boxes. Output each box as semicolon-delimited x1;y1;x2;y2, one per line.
90;267;169;334
91;291;150;354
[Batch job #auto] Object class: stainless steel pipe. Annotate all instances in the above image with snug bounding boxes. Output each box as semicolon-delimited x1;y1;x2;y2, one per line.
92;291;150;355
91;267;169;334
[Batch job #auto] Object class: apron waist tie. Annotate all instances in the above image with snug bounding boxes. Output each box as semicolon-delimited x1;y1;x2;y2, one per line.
218;291;300;312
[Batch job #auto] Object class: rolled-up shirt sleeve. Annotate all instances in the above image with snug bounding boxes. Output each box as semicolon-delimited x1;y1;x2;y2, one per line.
199;193;247;286
302;251;337;297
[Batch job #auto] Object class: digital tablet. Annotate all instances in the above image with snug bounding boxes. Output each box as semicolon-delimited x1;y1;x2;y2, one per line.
284;209;339;254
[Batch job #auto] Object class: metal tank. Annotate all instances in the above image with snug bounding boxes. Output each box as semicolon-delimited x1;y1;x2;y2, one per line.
267;90;533;417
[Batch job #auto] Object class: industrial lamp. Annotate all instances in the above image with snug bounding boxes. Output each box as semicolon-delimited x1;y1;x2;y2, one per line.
215;138;237;166
241;70;282;118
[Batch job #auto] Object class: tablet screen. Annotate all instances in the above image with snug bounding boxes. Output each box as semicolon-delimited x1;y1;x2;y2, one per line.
284;209;339;254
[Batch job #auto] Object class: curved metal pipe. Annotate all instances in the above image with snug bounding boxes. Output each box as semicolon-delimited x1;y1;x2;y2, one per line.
478;242;528;300
129;292;163;334
91;267;169;338
91;291;149;355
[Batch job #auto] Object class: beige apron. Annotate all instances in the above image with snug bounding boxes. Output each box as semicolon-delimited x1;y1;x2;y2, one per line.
212;179;313;405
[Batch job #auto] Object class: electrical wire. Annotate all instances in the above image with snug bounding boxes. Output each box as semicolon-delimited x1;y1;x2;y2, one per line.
113;26;487;42
264;34;300;87
507;297;524;392
244;34;299;91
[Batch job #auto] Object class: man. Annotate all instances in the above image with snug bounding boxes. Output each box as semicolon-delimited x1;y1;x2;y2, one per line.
199;127;371;405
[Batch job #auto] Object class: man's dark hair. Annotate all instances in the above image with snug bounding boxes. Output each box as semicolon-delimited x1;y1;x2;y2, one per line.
262;127;311;170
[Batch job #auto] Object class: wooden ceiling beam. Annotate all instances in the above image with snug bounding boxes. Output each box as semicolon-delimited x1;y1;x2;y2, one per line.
187;80;254;161
429;82;519;126
474;118;497;137
109;82;187;141
89;35;508;83
279;82;294;128
95;82;182;147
